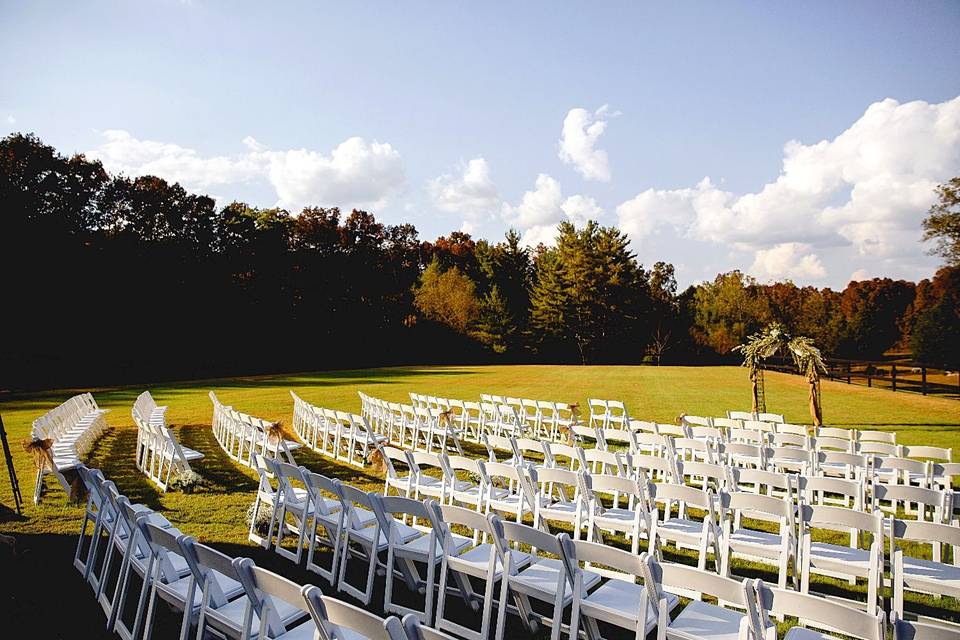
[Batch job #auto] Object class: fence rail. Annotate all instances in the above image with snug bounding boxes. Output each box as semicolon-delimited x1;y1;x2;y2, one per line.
762;357;960;400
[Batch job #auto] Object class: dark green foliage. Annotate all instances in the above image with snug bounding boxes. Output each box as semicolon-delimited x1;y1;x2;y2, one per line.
923;177;960;266
1;132;956;387
529;221;654;364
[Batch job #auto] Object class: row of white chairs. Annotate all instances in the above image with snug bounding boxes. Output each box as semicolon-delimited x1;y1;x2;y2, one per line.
30;392;109;503
377;443;960;613
210;391;300;468
359;392;468;452
364;392;572;445
71;464;451;640
481;432;959;501
132;390;204;491
290;391;394;466
253;455;960;640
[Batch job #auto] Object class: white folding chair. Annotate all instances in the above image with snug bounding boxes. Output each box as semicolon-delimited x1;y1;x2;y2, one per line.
890;518;960;622
380;445;416;498
641;555;760;640
559;538;671;640
426;504;509;640
753;579;885;640
179;536;249;640
233;559;314;640
799;503;884;614
303;585;408;640
336;484;419;605
892;617;960;640
721;491;797;589
271;460;315;564
533;466;590;537
139;522;196;640
441;454;489;514
484;461;536;524
650;482;723;572
371;494;470;623
303;472;355;585
583;472;654;554
492;519;599;640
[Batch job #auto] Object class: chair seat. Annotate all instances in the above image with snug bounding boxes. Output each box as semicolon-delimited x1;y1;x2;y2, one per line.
902;556;960;595
512;558;600;601
401;531;472;559
729;528;784;554
454;543;529;577
275;620;318;640
594;507;643;527
784;627;842;640
669;599;745;640
281;488;315;514
163;569;243;607
808;542;871;572
658;518;707;539
327;623;371;640
582;579;678;629
353;520;420;547
211;595;308;637
490;493;530;513
449;479;479;493
540;501;584;519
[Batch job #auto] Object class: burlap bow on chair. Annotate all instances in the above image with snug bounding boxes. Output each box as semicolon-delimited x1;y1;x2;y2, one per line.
438;409;455;428
266;421;284;445
22;438;55;472
367;447;387;473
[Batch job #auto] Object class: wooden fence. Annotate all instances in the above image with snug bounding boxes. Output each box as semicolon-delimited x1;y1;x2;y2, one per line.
763;357;960;400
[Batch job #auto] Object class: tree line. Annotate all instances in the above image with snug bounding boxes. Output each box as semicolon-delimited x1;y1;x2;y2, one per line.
1;133;957;389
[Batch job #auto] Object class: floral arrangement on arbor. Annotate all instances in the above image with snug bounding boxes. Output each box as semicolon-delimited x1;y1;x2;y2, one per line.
734;323;828;426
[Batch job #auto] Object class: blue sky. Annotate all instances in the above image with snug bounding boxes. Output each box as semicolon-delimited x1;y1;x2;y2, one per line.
2;1;959;288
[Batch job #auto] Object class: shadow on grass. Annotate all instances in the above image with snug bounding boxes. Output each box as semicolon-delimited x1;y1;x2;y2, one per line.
0;366;483;411
0;501;28;524
85;426;163;511
178;424;259;494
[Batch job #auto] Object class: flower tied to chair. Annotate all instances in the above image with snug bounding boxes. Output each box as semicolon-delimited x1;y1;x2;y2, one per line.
558;424;575;446
367;447;387;473
22;438;55;472
266;421;284;445
438;409;455;428
568;402;581;425
676;412;686;425
66;470;88;503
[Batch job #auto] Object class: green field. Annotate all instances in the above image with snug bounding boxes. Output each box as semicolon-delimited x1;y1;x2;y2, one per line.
1;364;959;631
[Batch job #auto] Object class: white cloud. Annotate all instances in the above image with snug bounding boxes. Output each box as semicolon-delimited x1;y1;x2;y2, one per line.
87;130;405;211
427;157;499;217
558;105;616;182
616;96;960;282
265;137;404;210
849;268;870;282
561;194;603;226
749;243;826;281
502;173;604;247
5;115;14;125
241;135;266;152
89;130;265;187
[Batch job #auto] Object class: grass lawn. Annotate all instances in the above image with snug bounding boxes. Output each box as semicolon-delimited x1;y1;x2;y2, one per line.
1;364;959;636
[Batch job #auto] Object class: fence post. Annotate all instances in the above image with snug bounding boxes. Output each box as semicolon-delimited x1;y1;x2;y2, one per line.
867;367;872;387
846;362;851;384
921;366;927;396
891;364;897;392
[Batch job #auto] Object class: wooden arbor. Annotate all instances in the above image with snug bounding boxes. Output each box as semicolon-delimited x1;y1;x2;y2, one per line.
734;323;827;426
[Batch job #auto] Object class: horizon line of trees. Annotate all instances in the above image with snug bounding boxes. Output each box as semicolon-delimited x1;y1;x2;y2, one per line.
1;132;957;390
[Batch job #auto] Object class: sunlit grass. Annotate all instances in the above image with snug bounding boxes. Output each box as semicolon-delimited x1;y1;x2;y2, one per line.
1;364;958;626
